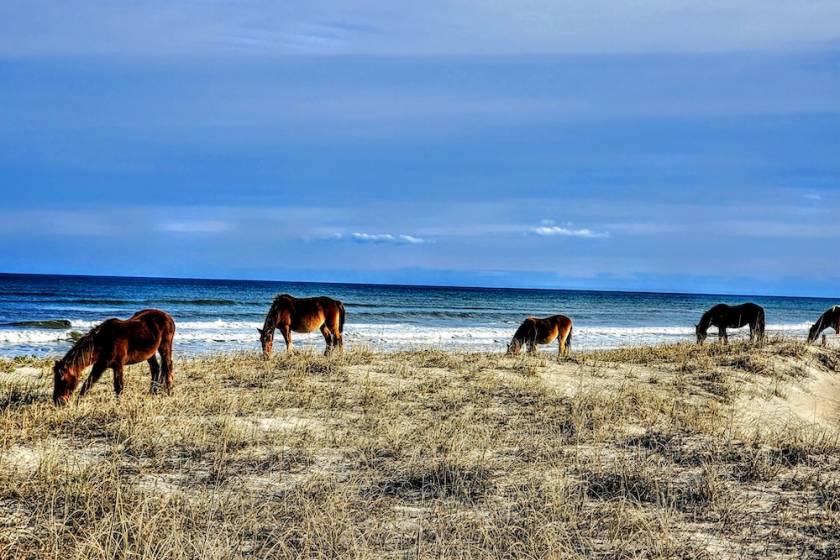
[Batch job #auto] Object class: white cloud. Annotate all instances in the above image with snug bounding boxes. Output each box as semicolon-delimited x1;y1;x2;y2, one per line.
159;220;233;233
532;225;609;238
350;232;427;244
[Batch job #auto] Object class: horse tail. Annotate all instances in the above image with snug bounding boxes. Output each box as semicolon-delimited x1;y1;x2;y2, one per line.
757;307;766;338
338;301;346;334
566;323;572;353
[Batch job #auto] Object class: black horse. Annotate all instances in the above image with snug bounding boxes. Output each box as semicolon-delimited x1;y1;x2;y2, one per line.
807;306;840;343
695;303;765;344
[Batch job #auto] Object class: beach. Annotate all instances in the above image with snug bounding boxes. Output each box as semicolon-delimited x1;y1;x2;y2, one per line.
2;340;839;558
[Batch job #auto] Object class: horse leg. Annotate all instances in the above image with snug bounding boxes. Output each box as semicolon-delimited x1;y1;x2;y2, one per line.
721;327;728;344
562;334;571;357
752;324;763;343
159;341;175;395
280;326;292;352
77;362;107;400
330;315;344;350
148;355;161;394
154;326;175;395
113;364;125;397
320;325;333;356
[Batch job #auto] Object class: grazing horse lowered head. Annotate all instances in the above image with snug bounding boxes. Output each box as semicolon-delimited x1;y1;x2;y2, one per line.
258;294;345;358
507;315;573;356
52;309;176;406
695;302;765;345
807;305;840;343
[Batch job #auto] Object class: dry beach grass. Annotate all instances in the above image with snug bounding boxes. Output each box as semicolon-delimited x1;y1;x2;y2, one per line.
1;339;839;558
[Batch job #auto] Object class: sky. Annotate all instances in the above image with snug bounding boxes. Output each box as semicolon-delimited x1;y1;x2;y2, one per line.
1;1;839;296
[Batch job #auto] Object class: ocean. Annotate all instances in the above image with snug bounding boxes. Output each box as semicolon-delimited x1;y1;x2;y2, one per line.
0;273;834;357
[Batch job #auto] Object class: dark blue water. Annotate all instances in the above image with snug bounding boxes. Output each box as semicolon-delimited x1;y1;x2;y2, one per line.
0;273;835;356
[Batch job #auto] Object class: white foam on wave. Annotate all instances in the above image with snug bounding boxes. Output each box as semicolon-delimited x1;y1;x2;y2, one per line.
0;329;73;344
0;319;817;353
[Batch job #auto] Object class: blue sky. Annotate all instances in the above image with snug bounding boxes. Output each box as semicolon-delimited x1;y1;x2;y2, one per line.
1;1;839;296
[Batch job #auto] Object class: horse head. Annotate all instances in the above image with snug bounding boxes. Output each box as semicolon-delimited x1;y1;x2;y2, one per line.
807;322;821;344
506;338;522;355
52;359;79;406
257;327;274;359
694;323;707;345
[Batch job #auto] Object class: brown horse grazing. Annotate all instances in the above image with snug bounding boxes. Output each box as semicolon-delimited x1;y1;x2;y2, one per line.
507;315;573;356
695;303;765;344
52;309;176;406
258;294;345;358
807;305;840;343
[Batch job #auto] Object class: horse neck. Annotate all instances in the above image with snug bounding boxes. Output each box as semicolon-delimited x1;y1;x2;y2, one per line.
65;341;99;374
262;303;281;335
824;308;839;330
698;312;714;331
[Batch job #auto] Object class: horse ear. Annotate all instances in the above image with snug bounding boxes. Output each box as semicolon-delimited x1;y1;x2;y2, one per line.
257;328;263;335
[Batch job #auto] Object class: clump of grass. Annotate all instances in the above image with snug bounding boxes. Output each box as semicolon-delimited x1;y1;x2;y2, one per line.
816;351;840;372
0;380;46;412
815;479;840;513
582;468;667;504
728;353;773;376
367;459;493;502
675;465;737;523
731;445;785;482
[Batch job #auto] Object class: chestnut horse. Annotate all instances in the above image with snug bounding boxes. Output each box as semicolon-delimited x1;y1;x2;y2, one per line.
695;303;765;344
808;305;840;343
507;315;573;356
258;294;345;357
52;309;175;405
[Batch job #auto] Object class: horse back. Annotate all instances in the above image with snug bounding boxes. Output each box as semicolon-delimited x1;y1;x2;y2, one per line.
102;309;174;363
530;315;572;344
710;303;763;328
548;315;573;330
278;295;343;332
548;315;573;341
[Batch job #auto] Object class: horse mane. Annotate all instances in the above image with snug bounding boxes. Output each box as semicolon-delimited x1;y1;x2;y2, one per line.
61;324;101;371
263;294;295;332
819;306;840;328
272;293;296;308
512;319;536;344
697;308;714;330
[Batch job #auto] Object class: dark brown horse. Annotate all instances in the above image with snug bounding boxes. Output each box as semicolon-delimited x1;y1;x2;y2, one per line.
507;315;573;356
258;294;345;357
808;305;840;343
695;303;765;344
52;309;175;405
